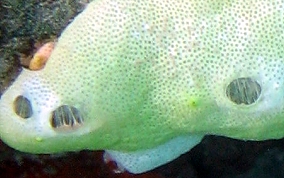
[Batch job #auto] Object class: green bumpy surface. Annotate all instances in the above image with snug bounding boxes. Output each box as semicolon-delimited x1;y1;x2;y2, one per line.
0;0;284;172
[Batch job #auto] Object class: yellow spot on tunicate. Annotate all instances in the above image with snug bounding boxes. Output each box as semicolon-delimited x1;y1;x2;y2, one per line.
188;97;198;108
181;92;199;109
35;137;43;142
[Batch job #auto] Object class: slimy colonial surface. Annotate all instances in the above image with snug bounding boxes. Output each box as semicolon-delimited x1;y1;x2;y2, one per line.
0;0;283;174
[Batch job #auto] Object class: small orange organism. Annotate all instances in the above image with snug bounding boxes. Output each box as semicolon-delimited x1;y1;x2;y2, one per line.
29;41;55;70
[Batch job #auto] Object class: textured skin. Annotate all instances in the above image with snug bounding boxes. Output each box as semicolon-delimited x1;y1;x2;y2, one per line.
0;0;284;174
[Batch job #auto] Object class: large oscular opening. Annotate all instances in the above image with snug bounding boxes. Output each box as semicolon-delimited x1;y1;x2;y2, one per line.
14;95;33;119
51;105;83;131
226;77;261;105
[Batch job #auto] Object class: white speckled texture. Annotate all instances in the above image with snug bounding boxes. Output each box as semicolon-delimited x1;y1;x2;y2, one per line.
0;0;283;174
